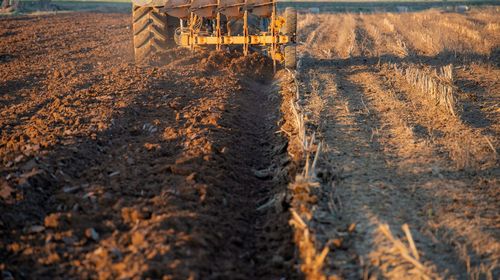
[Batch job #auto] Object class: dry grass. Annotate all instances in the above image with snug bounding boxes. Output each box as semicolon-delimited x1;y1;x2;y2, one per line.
300;8;499;59
349;71;437;166
294;8;499;279
378;61;497;170
365;9;497;57
298;13;323;48
361;14;409;57
381;13;439;55
335;13;356;58
378;223;432;279
388;63;457;116
298;13;321;43
280;68;333;279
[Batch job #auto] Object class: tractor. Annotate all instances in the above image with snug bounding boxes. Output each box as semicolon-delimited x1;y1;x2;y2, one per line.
131;0;297;70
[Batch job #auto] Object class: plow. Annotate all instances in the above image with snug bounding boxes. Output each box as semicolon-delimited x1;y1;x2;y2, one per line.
132;0;297;69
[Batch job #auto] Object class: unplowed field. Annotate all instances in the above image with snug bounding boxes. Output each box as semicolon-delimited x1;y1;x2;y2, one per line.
295;7;499;280
1;6;499;280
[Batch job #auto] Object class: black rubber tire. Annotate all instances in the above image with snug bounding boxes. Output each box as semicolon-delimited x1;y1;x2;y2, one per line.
133;5;176;64
284;7;297;37
285;45;296;70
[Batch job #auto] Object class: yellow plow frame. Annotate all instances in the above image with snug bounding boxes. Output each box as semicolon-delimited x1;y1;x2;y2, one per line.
175;0;295;70
132;0;297;69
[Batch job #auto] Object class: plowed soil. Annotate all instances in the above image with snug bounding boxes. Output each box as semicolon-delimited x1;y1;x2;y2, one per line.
0;13;297;279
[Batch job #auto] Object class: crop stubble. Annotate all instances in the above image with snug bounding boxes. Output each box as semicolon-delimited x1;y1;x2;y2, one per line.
295;6;499;280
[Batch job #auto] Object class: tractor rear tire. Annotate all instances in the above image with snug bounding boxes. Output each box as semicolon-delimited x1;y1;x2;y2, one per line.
284;7;297;36
285;45;296;70
133;5;175;64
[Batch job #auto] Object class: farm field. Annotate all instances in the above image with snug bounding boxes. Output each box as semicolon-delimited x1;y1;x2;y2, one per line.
294;6;499;279
0;3;499;280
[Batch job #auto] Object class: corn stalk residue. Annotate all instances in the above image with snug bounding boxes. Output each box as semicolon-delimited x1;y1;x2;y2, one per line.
390;63;457;116
283;69;331;280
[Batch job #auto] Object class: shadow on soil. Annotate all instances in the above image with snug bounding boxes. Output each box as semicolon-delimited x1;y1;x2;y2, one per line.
0;54;298;279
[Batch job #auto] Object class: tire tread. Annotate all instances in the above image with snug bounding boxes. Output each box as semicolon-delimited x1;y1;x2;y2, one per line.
133;5;174;64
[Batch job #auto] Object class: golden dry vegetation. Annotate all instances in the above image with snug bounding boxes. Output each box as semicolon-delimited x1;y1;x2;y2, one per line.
288;6;499;280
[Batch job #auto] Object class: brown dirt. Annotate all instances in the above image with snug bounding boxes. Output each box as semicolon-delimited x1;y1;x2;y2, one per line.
0;13;298;279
